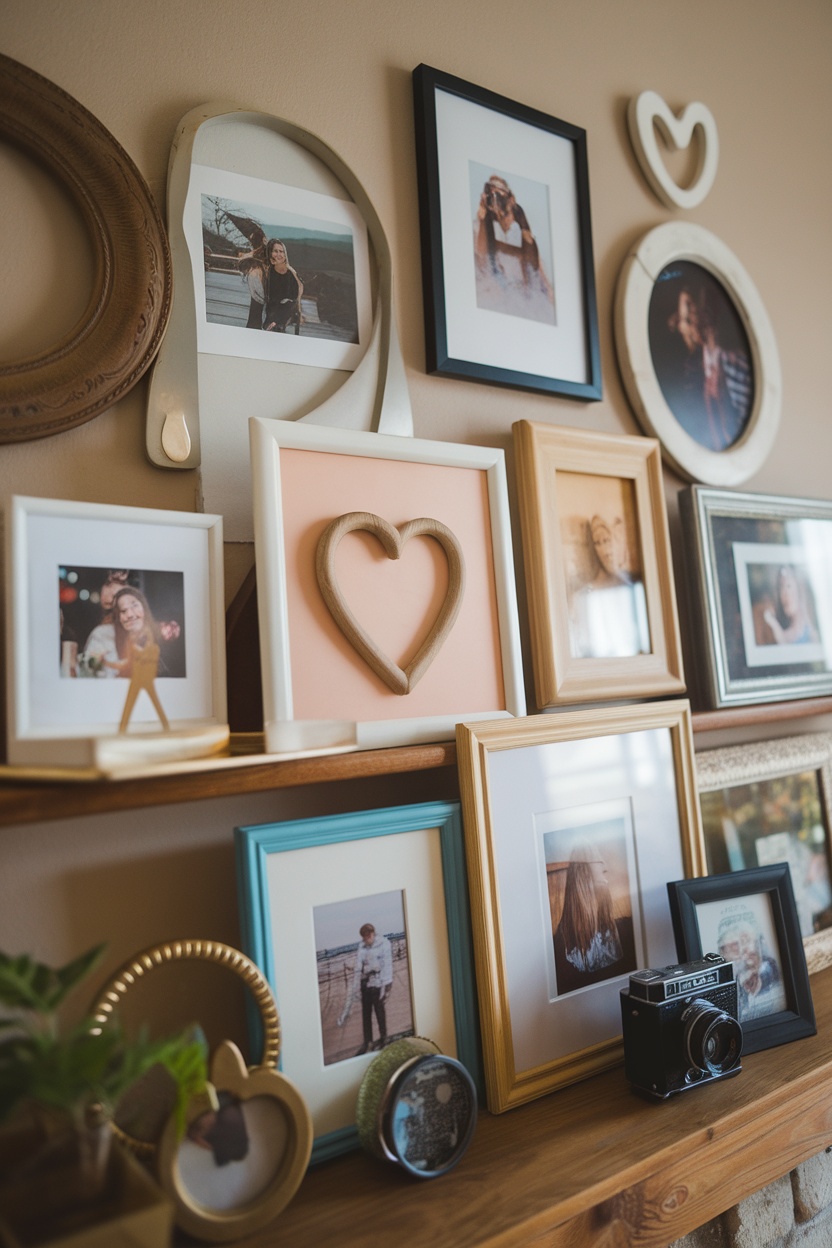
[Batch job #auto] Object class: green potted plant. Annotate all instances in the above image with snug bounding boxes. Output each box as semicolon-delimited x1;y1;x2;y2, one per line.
0;944;207;1247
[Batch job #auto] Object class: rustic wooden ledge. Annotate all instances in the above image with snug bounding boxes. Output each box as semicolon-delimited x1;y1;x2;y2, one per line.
230;965;832;1248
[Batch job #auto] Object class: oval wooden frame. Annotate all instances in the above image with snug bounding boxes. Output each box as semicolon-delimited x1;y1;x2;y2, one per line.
0;54;171;442
614;221;781;486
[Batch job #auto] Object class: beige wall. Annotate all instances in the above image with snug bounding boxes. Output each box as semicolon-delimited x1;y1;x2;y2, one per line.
1;0;831;1035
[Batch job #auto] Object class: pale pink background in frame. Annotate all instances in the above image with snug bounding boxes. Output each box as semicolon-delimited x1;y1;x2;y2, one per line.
279;447;506;721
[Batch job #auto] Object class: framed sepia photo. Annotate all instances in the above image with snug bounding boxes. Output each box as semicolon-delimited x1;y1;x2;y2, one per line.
695;733;832;973
5;495;227;768
412;64;601;401
455;701;703;1112
250;416;525;754
668;865;817;1055
513;421;684;706
614;222;780;486
235;800;480;1161
680;486;832;708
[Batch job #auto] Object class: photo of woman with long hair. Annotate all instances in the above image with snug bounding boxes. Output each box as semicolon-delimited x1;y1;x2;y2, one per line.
548;832;638;996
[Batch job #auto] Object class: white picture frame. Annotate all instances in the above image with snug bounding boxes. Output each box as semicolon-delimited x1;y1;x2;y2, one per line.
249;416;525;754
614;221;781;486
5;496;227;768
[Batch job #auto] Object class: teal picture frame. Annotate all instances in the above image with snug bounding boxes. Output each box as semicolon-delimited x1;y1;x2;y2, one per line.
235;800;481;1162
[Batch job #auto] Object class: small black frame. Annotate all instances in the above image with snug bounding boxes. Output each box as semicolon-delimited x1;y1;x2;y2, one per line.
668;865;816;1055
412;63;601;402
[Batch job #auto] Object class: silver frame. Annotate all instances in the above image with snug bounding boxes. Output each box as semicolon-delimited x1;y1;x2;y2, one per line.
681;485;832;708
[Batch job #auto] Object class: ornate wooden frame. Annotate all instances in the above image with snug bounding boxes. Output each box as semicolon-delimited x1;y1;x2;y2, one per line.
0;54;171;442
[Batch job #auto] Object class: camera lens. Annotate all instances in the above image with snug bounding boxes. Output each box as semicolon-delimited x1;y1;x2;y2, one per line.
683;999;742;1076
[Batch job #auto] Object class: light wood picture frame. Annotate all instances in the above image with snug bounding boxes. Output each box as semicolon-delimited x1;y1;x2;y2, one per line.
456;700;703;1113
250;416;525;754
5;495;227;769
513;421;684;707
695;733;832;974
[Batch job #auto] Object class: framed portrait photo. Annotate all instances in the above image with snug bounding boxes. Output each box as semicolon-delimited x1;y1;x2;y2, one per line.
5;496;227;769
412;64;601;401
668;866;816;1055
513;421;684;706
250;416;525;754
695;733;832;973
680;486;832;708
614;222;781;485
185;163;373;372
235;800;481;1161
456;701;703;1112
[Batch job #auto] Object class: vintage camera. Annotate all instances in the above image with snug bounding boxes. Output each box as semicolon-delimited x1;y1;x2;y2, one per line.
620;953;743;1099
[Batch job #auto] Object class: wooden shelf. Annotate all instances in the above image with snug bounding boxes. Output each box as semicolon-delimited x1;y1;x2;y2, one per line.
0;740;458;826
222;964;832;1248
3;692;832;828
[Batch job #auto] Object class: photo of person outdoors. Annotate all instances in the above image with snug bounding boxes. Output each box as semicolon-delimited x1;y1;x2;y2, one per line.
469;161;555;326
58;567;185;679
648;260;754;452
557;471;650;660
201;192;360;343
545;820;638;997
314;890;415;1066
749;562;820;648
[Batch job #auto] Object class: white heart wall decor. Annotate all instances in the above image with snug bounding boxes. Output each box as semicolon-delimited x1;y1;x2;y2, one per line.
627;90;719;210
316;511;465;696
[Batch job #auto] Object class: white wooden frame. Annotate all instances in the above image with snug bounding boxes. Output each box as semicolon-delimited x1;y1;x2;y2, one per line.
250;417;525;754
614;222;781;485
513;420;684;706
6;495;227;768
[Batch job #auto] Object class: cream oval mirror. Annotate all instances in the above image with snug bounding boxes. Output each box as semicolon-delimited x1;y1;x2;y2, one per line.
0;54;171;442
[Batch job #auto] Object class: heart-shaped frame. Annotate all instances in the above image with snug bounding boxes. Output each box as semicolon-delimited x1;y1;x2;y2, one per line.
157;1040;313;1242
89;940;312;1241
316;511;466;695
627;90;719;210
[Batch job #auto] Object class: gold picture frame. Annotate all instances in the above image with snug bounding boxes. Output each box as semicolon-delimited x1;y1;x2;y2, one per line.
513;420;685;707
456;701;703;1113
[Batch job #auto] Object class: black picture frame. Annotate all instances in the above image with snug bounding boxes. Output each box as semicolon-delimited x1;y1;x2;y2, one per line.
680;486;832;709
412;64;601;402
667;865;816;1055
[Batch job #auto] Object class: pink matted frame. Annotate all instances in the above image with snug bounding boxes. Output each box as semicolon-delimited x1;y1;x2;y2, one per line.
250;417;525;754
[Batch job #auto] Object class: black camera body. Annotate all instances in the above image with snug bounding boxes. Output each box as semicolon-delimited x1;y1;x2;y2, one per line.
620;953;743;1099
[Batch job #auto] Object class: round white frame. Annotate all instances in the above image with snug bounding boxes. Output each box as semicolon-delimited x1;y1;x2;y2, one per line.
614;222;781;485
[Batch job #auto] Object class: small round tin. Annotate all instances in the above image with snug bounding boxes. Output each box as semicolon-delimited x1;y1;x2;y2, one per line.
356;1037;477;1179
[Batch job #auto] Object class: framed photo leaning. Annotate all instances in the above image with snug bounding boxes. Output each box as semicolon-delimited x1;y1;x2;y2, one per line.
5;495;227;769
614;222;780;486
235;800;481;1161
667;865;816;1055
680;486;832;708
456;701;703;1112
513;421;684;706
412;64;601;401
250;416;525;754
695;733;832;973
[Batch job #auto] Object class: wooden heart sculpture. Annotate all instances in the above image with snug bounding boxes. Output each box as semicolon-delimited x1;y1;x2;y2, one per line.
316;511;466;695
627;89;719;210
158;1039;313;1242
